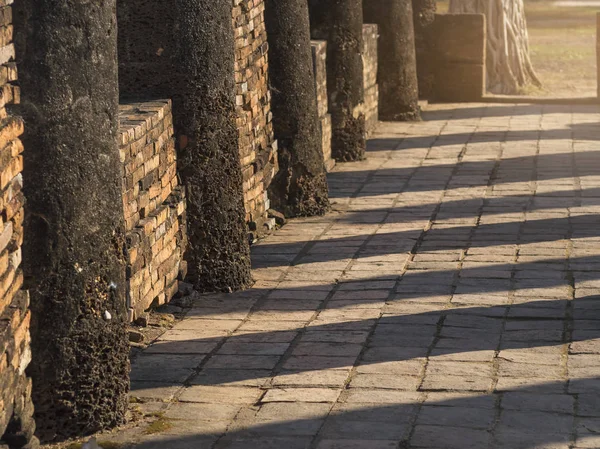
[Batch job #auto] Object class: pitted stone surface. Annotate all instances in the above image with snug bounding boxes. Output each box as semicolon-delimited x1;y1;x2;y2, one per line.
124;103;600;448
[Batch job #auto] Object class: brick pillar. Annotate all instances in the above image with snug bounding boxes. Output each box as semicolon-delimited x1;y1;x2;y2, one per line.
14;0;129;440
363;0;421;121
265;0;330;217
118;0;252;291
308;0;366;162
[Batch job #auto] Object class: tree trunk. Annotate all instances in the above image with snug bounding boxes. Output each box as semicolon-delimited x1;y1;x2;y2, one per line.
265;0;331;217
14;0;129;441
118;0;253;291
364;0;421;121
308;0;366;162
412;0;437;98
449;0;541;94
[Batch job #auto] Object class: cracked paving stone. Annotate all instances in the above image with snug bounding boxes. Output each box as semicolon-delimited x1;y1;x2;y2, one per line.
261;388;341;403
411;425;491;448
130;354;206;383
416;405;495;429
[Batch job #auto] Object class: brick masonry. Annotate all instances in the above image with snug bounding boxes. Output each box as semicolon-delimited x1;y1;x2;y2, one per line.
311;40;334;172
362;23;379;136
0;0;36;445
119;100;187;321
117;0;277;236
428;13;486;102
311;25;379;166
233;0;278;235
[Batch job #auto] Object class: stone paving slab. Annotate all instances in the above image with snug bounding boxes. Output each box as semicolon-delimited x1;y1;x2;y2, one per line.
118;103;600;448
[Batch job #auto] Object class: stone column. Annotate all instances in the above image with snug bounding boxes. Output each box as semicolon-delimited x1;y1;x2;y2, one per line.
308;0;366;162
14;0;129;440
413;0;437;99
363;0;421;121
118;0;252;291
265;0;330;217
597;13;600;98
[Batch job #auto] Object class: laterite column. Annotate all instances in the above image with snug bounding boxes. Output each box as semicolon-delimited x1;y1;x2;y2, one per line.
413;0;437;98
15;0;129;440
265;0;330;216
363;0;421;120
309;0;366;162
118;0;252;291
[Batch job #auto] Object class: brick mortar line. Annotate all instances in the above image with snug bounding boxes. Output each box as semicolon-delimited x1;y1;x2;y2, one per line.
486;104;541;446
316;109;478;447
566;105;581;448
488;105;579;446
400;114;482;447
474;107;511;393
396;104;519;447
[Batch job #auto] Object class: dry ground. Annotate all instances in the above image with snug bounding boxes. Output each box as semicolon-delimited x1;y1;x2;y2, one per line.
438;0;598;98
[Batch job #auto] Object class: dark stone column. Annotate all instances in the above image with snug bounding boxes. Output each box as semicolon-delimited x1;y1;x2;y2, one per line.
14;0;129;441
118;0;252;291
265;0;330;217
363;0;421;121
413;0;437;99
413;0;436;30
309;0;366;162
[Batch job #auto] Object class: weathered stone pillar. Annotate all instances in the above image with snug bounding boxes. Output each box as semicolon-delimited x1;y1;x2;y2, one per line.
597;13;600;98
308;0;366;162
363;0;421;121
14;0;129;440
265;0;330;217
413;0;437;98
118;1;252;291
413;0;437;31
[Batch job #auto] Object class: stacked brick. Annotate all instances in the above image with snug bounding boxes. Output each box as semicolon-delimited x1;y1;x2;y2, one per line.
311;40;335;171
119;100;187;321
232;0;277;235
428;14;486;102
0;1;37;445
362;24;379;136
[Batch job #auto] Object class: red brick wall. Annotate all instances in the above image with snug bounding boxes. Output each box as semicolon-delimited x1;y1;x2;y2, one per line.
0;0;36;444
119;100;187;321
311;39;334;171
232;0;278;235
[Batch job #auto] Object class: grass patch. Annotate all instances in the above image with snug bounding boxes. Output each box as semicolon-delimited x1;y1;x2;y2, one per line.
527;3;597;97
97;443;125;449
143;412;174;435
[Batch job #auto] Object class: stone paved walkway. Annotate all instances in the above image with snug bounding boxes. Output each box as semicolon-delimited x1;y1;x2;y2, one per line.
125;103;600;449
